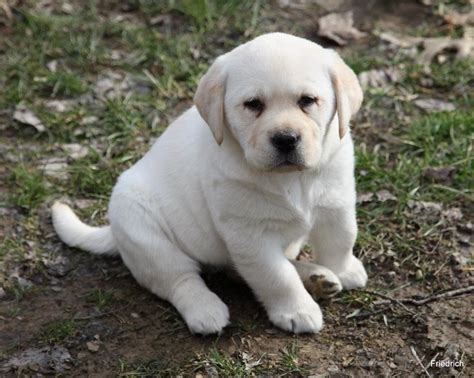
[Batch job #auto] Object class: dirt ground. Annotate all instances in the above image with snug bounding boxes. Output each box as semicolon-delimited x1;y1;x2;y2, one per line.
0;0;473;376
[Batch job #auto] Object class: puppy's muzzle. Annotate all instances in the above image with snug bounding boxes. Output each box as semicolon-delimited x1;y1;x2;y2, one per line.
270;129;301;154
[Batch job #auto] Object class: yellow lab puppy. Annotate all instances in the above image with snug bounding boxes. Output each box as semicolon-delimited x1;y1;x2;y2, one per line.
52;33;367;335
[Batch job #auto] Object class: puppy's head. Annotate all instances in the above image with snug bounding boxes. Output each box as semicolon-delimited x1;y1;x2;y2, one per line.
194;33;363;172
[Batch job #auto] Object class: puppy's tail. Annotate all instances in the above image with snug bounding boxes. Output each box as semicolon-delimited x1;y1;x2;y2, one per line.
52;201;118;256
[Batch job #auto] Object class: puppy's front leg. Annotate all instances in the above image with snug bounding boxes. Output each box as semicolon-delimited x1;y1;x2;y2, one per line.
229;238;323;333
310;207;367;290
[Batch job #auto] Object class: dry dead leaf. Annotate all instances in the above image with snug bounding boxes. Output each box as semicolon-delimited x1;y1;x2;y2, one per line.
376;190;397;202
94;71;128;99
442;208;463;222
45;99;76;113
423;166;456;182
4;346;72;373
414;98;456;113
61;143;89;160
13;104;46;132
94;71;150;100
86;340;100;353
408;200;442;217
318;11;367;45
39;158;69;180
61;2;73;14
443;10;474;26
74;199;96;209
358;67;402;89
419;29;473;64
379;28;474;65
42;255;71;277
379;32;422;48
46;60;58;72
0;0;13;19
357;192;374;204
80;115;98;125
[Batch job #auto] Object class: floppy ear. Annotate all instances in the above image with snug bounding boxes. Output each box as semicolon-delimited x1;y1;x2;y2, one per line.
328;51;363;139
194;56;227;145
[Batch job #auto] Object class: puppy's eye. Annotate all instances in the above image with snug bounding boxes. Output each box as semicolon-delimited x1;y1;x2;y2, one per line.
298;95;318;108
244;99;264;113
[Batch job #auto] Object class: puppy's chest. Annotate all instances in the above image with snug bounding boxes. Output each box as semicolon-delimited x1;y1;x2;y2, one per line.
220;179;318;232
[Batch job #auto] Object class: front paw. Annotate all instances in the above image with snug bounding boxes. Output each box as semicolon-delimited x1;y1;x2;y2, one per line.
182;292;230;335
304;270;342;300
268;296;323;334
337;256;368;290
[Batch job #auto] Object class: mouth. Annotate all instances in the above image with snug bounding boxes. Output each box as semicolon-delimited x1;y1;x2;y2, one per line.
270;155;307;172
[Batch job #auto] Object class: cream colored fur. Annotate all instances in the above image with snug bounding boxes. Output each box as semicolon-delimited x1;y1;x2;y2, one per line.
52;33;367;335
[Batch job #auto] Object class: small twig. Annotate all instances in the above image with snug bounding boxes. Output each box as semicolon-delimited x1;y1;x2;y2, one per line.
432;259;449;277
364;285;474;309
362;290;416;314
410;345;432;378
402;285;474;306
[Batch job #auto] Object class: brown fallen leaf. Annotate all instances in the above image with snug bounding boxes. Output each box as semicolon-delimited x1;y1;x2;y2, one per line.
423;166;456;183
407;200;442;217
61;143;89;160
379;28;474;65
0;0;13;19
376;190;397;202
443;10;474;26
357;192;374;204
46;59;58;72
39;157;69;180
13;104;46;132
42;255;71;277
318;11;367;46
442;207;463;222
4;346;72;373
418;29;473;65
86;340;100;353
44;99;76;113
414;98;456;113
358;67;402;89
379;32;422;48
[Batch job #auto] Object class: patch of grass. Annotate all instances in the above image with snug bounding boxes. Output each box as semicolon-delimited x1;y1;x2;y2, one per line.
193;348;248;376
402;59;474;101
119;358;183;377
345;54;384;74
356;110;473;261
356;110;473;203
40;319;76;343
67;154;119;199
277;341;307;375
101;97;149;138
86;289;115;311
8;166;49;211
39;71;88;98
138;0;258;32
0;238;26;262
7;279;32;301
338;290;377;308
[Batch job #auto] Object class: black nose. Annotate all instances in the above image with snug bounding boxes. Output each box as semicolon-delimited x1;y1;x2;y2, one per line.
271;130;301;153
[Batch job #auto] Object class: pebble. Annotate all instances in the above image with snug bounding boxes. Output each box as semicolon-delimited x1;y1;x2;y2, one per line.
415;269;423;280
